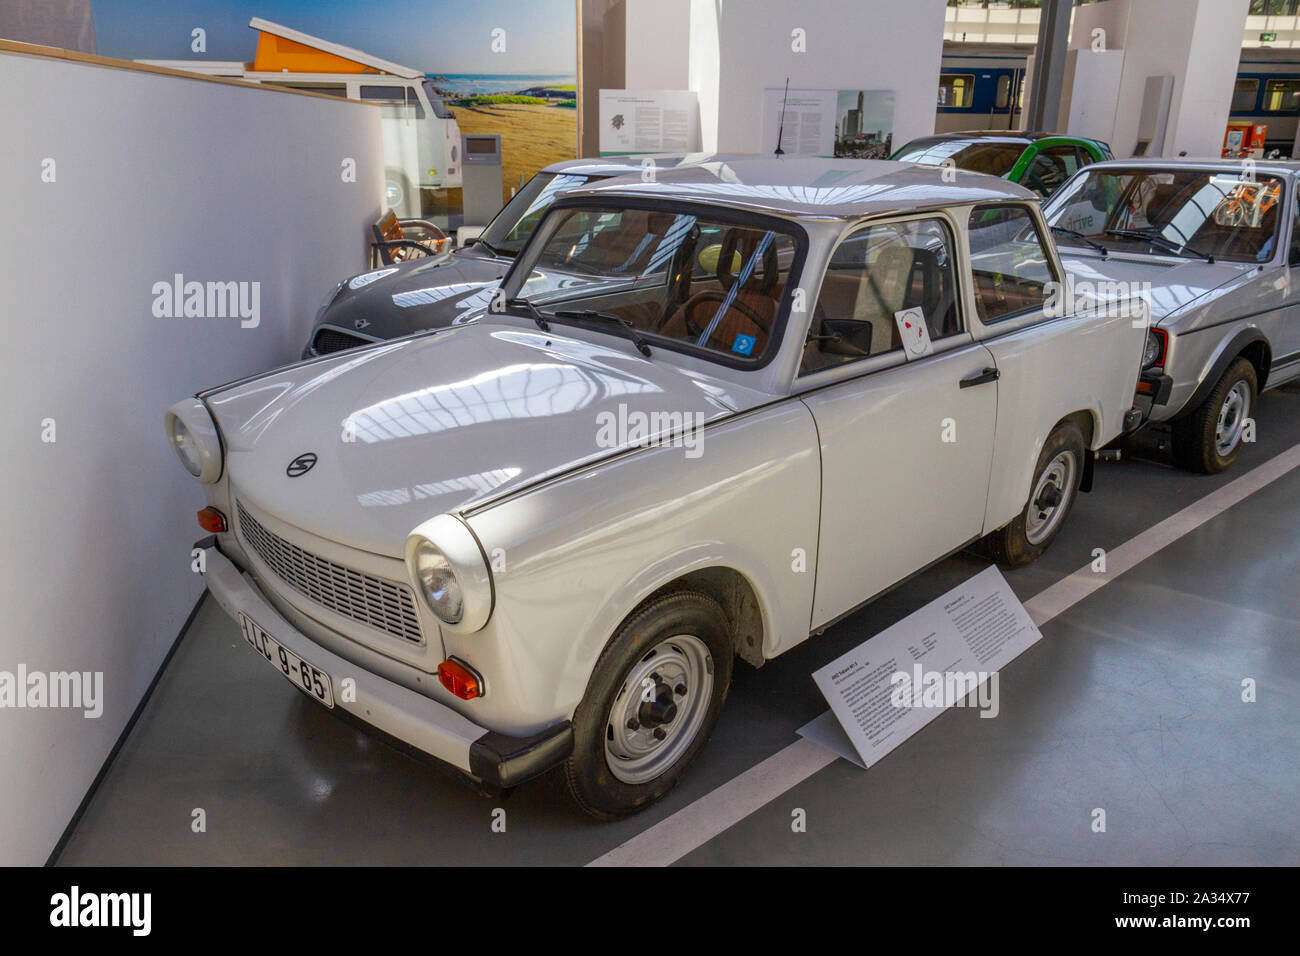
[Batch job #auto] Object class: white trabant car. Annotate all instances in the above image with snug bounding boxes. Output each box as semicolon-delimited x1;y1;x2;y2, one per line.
166;159;1146;817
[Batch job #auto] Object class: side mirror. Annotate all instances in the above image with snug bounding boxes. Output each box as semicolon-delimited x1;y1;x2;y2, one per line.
817;318;874;357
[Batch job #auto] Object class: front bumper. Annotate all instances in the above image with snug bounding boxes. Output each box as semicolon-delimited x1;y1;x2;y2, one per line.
199;542;572;788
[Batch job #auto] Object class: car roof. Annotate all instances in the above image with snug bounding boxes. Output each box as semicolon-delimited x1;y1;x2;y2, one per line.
904;131;1033;146
539;153;738;177
560;157;1037;219
1080;157;1300;177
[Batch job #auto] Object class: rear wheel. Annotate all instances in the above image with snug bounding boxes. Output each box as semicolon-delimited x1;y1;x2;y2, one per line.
1172;358;1256;474
983;421;1085;567
564;591;733;820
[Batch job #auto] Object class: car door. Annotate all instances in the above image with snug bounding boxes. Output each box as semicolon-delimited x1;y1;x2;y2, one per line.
967;202;1145;533
799;214;999;629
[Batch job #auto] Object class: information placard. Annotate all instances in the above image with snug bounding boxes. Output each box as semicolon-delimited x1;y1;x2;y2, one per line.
598;90;700;155
800;566;1042;768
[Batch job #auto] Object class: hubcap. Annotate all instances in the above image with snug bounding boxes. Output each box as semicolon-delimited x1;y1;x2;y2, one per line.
605;635;713;785
1215;381;1250;458
1025;450;1077;546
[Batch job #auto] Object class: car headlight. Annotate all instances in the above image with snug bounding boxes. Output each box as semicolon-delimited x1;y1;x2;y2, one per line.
1142;329;1167;369
164;398;223;483
405;515;494;633
414;540;463;624
317;280;345;315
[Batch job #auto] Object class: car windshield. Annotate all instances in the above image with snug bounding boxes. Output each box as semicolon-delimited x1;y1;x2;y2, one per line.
477;172;604;257
1044;168;1284;263
893;137;1025;177
506;203;804;365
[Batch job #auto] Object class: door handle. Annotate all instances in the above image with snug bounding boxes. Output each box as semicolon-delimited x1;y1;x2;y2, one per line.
959;367;1000;389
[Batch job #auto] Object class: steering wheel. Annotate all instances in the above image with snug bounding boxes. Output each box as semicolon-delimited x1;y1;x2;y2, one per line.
661;290;770;345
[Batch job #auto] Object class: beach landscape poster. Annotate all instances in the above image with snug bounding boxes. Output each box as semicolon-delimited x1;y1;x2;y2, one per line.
834;89;895;159
91;0;578;215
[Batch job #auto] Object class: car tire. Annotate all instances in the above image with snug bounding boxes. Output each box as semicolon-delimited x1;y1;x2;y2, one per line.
564;590;733;820
983;421;1086;568
1172;358;1256;474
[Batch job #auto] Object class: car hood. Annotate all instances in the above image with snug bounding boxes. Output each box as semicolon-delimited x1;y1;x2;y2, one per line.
321;250;510;339
1057;252;1257;325
207;322;758;555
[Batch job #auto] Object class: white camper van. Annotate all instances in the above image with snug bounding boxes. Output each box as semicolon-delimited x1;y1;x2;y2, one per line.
140;18;462;215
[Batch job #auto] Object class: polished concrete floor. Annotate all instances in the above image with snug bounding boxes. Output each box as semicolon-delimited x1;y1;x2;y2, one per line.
57;386;1300;866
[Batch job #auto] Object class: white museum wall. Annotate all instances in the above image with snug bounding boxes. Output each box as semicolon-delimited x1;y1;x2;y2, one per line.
1070;0;1249;158
1060;49;1125;145
0;46;384;865
607;0;945;155
707;0;947;155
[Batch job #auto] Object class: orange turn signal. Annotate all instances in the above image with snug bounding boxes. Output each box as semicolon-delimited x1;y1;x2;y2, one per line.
438;658;483;700
197;507;227;533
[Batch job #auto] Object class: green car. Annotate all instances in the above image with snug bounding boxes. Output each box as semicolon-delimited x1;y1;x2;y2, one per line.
891;131;1113;198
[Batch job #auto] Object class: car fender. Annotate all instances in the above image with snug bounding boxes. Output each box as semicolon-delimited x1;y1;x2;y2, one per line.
1168;325;1270;421
456;402;822;735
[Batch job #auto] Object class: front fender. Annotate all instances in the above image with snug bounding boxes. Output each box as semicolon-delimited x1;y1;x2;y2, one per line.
456;402;822;735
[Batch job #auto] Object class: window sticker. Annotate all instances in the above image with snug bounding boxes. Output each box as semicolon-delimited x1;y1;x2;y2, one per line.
894;307;933;359
731;333;757;356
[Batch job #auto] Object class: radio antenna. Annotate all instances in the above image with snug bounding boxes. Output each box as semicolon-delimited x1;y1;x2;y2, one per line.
774;78;789;156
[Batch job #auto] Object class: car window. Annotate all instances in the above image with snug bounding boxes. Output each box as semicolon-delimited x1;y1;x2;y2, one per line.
477;172;598;256
509;204;803;367
967;205;1057;324
1044;168;1284;263
1022;146;1080;198
801;217;960;375
893;138;1025;178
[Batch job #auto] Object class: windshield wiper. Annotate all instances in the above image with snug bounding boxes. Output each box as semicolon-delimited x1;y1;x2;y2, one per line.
552;309;652;357
1050;225;1108;257
1104;228;1215;263
504;297;550;331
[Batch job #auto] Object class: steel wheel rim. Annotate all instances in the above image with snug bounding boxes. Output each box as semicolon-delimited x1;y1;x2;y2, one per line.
1025;450;1077;546
1215;381;1250;457
605;634;714;785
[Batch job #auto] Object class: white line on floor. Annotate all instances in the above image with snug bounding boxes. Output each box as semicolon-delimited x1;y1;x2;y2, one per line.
587;442;1300;867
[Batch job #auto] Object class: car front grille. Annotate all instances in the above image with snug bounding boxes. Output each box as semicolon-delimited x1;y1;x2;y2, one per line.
313;327;370;354
236;501;424;645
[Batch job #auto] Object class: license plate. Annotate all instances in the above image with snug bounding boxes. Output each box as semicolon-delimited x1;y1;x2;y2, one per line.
239;613;334;708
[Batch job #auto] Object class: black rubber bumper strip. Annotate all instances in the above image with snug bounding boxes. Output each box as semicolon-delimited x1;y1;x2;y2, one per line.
470;721;575;788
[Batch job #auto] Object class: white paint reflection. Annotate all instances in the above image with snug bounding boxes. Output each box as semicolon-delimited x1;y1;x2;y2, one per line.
346;362;659;443
357;468;523;508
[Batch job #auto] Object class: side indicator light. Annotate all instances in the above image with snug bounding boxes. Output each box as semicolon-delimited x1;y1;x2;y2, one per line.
197;507;227;533
438;658;483;699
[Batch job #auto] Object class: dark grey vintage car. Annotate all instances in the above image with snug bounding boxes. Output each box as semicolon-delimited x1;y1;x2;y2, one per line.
303;155;715;358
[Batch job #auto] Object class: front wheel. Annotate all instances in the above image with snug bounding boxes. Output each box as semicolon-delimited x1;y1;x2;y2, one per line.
1172;358;1256;474
564;591;733;819
983;421;1085;567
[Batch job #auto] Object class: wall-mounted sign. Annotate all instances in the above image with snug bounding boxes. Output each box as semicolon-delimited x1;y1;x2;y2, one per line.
761;87;896;158
598;90;700;155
